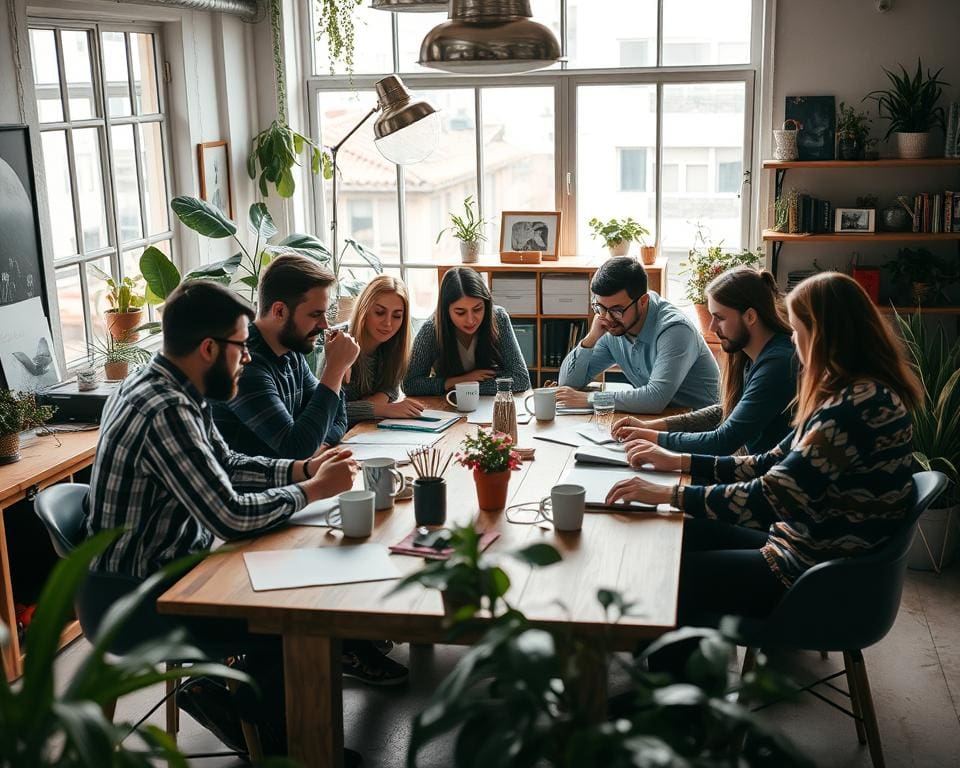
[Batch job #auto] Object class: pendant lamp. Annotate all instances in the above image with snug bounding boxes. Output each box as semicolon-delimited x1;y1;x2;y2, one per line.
419;0;561;74
371;0;448;11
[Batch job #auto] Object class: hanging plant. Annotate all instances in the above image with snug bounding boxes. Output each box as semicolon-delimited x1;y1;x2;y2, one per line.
316;0;364;76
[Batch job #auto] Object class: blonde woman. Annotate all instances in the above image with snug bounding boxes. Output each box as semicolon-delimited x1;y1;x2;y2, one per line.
334;275;423;422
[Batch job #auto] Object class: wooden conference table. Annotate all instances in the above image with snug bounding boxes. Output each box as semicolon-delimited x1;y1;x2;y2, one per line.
158;398;687;767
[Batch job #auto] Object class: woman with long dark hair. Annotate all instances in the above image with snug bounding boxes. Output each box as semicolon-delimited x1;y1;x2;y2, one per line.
403;266;530;395
606;272;922;621
613;267;797;455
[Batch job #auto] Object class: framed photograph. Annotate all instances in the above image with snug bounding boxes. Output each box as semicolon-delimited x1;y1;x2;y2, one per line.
0;296;61;392
835;207;876;234
499;211;562;260
785;96;836;161
0;125;47;312
197;140;234;219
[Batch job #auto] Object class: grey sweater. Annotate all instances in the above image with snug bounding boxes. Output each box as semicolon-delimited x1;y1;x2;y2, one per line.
403;305;531;395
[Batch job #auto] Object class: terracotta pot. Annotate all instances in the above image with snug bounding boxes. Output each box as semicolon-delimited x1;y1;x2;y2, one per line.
473;468;511;511
607;240;631;257
639;245;656;266
460;240;480;263
336;296;357;324
692;303;718;341
0;432;21;464
104;360;129;380
895;131;930;159
104;309;143;342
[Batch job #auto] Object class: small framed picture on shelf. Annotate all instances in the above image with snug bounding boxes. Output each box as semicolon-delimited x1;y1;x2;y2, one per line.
197;140;233;219
834;207;875;234
499;211;562;260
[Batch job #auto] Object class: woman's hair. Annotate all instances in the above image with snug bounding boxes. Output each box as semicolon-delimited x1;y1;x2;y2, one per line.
706;267;792;418
434;267;502;376
348;275;411;393
787;271;921;427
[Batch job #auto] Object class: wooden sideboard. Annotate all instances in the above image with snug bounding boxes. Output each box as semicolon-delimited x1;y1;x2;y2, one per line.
1;429;99;681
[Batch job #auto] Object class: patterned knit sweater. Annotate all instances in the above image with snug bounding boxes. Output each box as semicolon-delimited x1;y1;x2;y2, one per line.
680;380;915;587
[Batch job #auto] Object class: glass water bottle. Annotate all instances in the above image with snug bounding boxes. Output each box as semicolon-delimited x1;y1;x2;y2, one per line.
491;377;518;446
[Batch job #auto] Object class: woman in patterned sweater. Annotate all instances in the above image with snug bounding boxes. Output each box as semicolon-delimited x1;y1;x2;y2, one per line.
606;272;922;621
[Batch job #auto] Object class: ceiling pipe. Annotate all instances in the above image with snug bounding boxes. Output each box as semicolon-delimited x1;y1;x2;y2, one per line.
115;0;262;22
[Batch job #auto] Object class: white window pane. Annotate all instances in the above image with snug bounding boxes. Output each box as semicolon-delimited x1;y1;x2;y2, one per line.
314;5;392;76
567;0;655;69
318;90;400;262
56;266;86;361
139;122;168;235
663;0;752;66
30;29;63;123
402;88;476;263
72;127;110;251
405;267;438;321
111;124;144;243
481;86;555;248
86;256;113;341
130;33;159;114
397;11;445;74
661;82;745;256
577;84;656;256
101;31;131;116
61;30;96;120
40;131;78;258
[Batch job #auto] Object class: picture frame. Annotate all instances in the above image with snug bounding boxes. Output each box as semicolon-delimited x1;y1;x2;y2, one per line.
785;96;836;161
197;140;234;219
0;296;61;392
834;207;876;234
499;211;562;260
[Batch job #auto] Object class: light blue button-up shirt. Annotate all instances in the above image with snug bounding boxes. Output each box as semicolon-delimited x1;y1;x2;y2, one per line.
558;291;720;413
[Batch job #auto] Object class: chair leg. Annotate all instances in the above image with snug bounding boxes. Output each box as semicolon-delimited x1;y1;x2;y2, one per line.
849;649;885;768
843;651;867;745
165;663;180;739
741;646;757;677
226;677;264;763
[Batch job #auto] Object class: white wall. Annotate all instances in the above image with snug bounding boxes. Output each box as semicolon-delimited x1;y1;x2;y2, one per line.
765;0;960;282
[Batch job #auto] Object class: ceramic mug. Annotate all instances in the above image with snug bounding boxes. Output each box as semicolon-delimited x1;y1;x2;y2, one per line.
332;490;376;538
540;484;586;532
445;381;480;412
524;387;557;421
362;458;407;510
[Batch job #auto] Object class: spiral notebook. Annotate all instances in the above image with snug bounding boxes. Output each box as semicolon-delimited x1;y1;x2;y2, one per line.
377;409;461;433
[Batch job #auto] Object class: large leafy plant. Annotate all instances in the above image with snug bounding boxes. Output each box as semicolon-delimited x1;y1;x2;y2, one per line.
588;217;650;248
681;224;763;304
88;268;146;314
883;247;959;304
864;59;949;138
895;309;960;506
0;529;249;766
247;120;333;199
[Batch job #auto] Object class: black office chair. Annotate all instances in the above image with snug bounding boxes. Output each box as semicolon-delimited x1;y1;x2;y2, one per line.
730;471;948;768
33;482;261;761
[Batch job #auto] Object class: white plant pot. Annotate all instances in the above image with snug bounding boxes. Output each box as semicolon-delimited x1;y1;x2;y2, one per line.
895;131;930;159
607;240;631;257
460;240;479;263
907;505;959;572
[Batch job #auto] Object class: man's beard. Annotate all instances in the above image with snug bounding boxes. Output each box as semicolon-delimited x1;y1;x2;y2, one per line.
718;326;750;353
278;314;318;354
204;350;238;400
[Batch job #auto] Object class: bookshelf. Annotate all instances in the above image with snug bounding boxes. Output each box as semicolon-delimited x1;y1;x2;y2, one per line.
436;255;667;387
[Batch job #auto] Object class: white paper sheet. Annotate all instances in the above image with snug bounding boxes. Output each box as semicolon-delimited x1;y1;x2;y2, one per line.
465;397;532;425
576;424;617;444
561;465;677;511
343;430;443;446
243;543;401;591
532;426;597;448
341;443;417;464
288;497;339;527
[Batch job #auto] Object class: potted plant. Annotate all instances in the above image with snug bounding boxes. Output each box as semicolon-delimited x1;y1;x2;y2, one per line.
588;216;652;261
456;428;521;511
864;59;949;159
681;225;764;336
89;266;146;342
88;334;154;381
836;101;871;160
895;310;960;571
883;247;958;305
436;195;489;264
0;389;55;464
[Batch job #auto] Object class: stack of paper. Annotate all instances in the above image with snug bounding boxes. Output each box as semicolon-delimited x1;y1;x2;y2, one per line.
561;465;677;511
574;444;630;467
343;430;443;447
377;409;461;433
243;543;401;591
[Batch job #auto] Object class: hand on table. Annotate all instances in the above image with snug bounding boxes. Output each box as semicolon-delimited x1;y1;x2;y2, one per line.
446;369;497;388
302;447;358;502
375;398;425;419
605;475;674;507
623;439;683;472
555;386;589;409
612;415;665;441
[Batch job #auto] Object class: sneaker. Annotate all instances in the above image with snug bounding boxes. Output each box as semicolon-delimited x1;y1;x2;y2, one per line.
341;641;409;687
176;676;248;754
373;639;395;654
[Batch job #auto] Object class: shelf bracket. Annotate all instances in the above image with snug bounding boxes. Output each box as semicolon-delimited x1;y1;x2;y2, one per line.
771;241;783;280
775;168;787;200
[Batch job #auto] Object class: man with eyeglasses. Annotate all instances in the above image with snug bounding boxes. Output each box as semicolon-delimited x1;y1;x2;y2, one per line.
556;257;719;413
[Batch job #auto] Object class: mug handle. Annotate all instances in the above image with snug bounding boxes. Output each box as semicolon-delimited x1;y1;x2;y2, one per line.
523;393;536;415
445;390;458;408
389;468;406;497
538;496;553;523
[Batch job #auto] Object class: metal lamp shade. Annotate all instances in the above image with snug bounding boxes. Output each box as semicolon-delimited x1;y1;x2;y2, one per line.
371;0;448;11
418;0;560;74
373;75;440;164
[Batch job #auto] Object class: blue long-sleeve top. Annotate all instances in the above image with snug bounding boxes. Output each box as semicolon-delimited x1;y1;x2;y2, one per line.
403;305;531;395
212;323;347;459
658;333;797;454
558;291;719;413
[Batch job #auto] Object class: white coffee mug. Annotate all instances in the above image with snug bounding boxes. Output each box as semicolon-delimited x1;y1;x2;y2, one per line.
541;483;586;532
524;387;557;421
445;381;480;412
334;490;376;538
362;458;406;510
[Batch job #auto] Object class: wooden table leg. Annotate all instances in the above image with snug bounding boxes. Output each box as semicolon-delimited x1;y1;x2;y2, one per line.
284;632;344;768
577;646;608;723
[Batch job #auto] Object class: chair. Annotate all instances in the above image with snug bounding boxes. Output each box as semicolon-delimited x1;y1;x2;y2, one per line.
33;482;261;761
731;471;948;768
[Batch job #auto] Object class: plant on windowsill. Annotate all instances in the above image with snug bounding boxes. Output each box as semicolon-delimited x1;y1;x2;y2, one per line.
882;247;959;305
0;389;55;464
436;195;490;264
456;428;521;511
588;216;653;262
88;333;154;382
89;266;147;342
863;59;949;159
836;101;871;160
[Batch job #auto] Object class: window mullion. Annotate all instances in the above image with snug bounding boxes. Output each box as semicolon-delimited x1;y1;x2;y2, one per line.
128;36;150;276
655;82;663;255
474;87;483;225
93;24;123;283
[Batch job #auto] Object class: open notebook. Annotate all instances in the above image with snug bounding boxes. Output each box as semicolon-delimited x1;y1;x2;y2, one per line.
573;444;630;467
561;465;678;511
376;409;461;433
